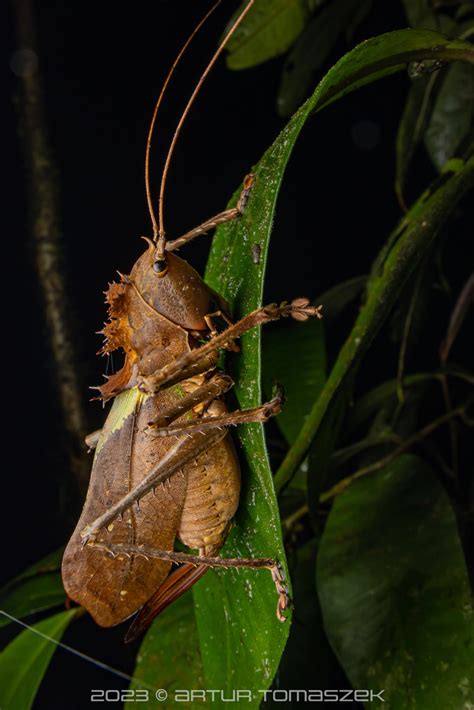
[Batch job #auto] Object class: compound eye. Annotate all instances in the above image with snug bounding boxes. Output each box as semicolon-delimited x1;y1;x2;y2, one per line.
152;258;168;277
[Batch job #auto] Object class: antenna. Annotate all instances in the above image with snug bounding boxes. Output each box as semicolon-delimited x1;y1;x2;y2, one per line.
155;0;255;254
145;0;223;240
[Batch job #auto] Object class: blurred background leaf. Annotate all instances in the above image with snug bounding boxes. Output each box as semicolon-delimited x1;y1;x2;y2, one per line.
0;609;77;710
317;454;474;709
277;0;371;116
425;61;474;169
225;0;311;69
0;549;65;629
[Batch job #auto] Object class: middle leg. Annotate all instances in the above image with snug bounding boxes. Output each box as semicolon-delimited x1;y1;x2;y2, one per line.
146;385;284;437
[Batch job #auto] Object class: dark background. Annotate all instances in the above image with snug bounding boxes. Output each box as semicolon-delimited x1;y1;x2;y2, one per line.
3;0;471;707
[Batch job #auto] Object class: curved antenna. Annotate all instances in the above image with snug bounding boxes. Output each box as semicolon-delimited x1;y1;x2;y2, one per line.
156;0;255;252
145;0;223;240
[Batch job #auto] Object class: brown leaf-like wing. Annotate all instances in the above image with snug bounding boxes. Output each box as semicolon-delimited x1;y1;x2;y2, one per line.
62;388;188;627
124;563;209;643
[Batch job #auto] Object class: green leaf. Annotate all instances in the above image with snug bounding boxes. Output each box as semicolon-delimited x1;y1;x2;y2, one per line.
0;609;76;710
262;318;326;444
277;0;364;117
345;368;474;437
275;154;474;492
0;549;65;629
128;594;208;709
309;30;473;114
425;61;474;169
225;0;310;70
317;454;474;708
197;29;474;694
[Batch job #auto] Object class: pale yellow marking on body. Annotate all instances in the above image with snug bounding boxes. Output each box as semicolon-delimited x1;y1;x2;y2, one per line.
95;383;190;456
95;387;147;455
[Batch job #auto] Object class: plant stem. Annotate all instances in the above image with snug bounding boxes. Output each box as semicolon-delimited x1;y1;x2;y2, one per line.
14;0;89;494
319;406;466;502
274;157;474;494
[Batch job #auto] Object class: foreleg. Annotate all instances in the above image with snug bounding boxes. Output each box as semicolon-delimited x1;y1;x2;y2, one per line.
165;174;254;253
140;299;322;394
84;354;222;450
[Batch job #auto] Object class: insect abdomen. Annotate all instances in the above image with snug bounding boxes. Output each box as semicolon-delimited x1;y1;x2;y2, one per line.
179;400;240;554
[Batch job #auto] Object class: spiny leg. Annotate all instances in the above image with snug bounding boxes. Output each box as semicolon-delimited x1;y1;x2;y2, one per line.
139;298;323;394
90;541;291;622
165;174;254;253
146;385;284;437
84;353;222;450
151;351;220;390
81;380;283;539
80;428;226;543
204;310;235;339
87;372;271;448
148;371;234;428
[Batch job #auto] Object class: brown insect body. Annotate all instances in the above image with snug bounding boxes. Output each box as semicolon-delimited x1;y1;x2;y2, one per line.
62;242;241;627
62;0;322;639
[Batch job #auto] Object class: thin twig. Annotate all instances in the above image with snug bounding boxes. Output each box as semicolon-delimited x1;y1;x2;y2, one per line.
396;262;425;402
14;0;89;493
439;274;474;486
319;406;466;502
273;160;474;494
282;503;309;533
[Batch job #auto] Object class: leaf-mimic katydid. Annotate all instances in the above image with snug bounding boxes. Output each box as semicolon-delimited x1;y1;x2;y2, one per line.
61;0;322;642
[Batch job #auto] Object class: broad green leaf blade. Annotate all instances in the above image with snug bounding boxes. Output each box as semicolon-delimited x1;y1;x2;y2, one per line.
262;318;326;444
317;454;474;708
226;0;309;70
425;61;474;169
0;549;65;629
0;576;66;631
275;155;474;491
277;0;363;117
345;368;474;437
128;593;209;709
311;31;473;115
196;29;474;697
0;609;76;710
2;548;63;586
